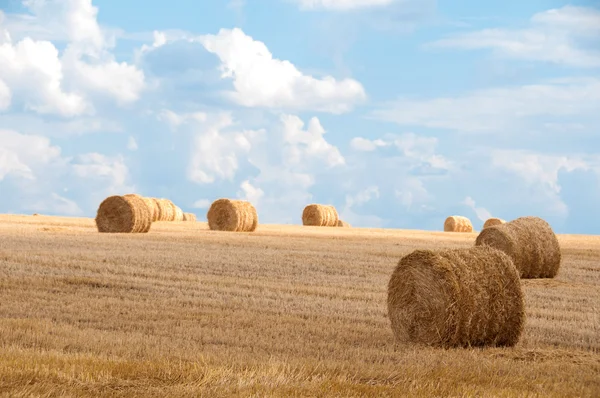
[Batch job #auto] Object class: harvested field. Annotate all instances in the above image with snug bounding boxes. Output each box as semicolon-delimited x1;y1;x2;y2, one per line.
0;214;598;397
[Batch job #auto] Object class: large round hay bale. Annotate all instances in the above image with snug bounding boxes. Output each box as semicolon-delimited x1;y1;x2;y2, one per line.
387;246;524;348
302;204;339;226
475;216;561;278
122;194;152;232
337;220;351;227
173;205;184;221
483;217;505;229
207;199;258;232
444;215;473;232
183;213;197;222
153;198;174;221
95;195;152;233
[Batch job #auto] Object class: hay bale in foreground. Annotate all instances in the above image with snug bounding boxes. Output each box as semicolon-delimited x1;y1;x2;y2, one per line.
475;216;561;278
183;213;197;222
483;217;505;229
96;195;152;233
387;246;524;348
337;220;351;227
173;205;184;221
302;204;339;226
207;199;258;232
444;215;473;232
153;198;174;221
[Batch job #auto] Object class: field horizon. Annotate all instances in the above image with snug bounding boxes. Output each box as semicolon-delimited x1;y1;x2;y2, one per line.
1;214;598;397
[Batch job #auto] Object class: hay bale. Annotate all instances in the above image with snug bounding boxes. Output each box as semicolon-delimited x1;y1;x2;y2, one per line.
173;205;184;221
337;220;351;227
122;194;152;233
207;199;258;232
95;195;152;233
475;216;561;278
183;213;197;222
387;246;524;348
153;198;174;221
444;215;473;232
142;197;160;222
483;217;505;229
302;204;339;226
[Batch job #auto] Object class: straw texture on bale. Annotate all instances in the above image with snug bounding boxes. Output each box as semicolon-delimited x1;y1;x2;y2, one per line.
444;216;473;232
387;246;524;348
483;217;505;229
337;220;351;227
96;195;152;233
207;199;258;232
302;204;339;227
475;216;561;278
173;205;184;221
183;213;197;222
139;196;159;222
153;198;175;221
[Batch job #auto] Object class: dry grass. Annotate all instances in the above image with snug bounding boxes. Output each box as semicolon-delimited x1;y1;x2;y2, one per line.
0;214;599;397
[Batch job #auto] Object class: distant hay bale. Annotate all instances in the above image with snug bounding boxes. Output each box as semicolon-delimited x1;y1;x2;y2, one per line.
143;197;160;222
95;195;152;233
183;213;197;222
32;213;39;216
302;204;339;227
444;215;473;232
483;217;505;229
207;199;258;232
337;220;351;227
475;216;561;278
153;198;174;221
173;205;184;221
387;246;524;348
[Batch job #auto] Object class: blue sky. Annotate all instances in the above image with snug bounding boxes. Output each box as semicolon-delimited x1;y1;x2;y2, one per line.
0;0;599;234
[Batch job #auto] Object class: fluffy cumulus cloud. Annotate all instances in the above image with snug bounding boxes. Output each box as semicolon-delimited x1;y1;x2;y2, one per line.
0;0;145;117
141;28;366;114
0;129;133;216
427;5;600;68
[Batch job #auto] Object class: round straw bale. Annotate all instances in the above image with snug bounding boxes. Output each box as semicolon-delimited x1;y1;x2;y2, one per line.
153;198;174;221
207;199;258;232
173;205;184;221
483;217;505;229
444;215;473;232
122;194;152;233
183;212;197;222
302;204;339;226
387;246;524;348
96;195;152;233
143;197;159;222
475;216;561;278
337;220;351;227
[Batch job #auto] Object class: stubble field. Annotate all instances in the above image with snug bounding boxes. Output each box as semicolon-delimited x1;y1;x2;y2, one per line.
0;214;598;397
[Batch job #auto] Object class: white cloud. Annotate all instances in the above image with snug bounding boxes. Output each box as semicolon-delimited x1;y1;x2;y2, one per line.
394;178;431;210
28;192;83;216
339;185;384;227
463;196;492;222
192;199;211;209
350;132;450;171
196;28;366;113
237;180;264;204
0;0;145;116
280;114;345;167
161;111;264;184
490;149;597;216
127;136;138;151
370;77;600;134
71;152;132;195
294;0;394;10
427;6;600;68
350;137;388;151
0;128;62;180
